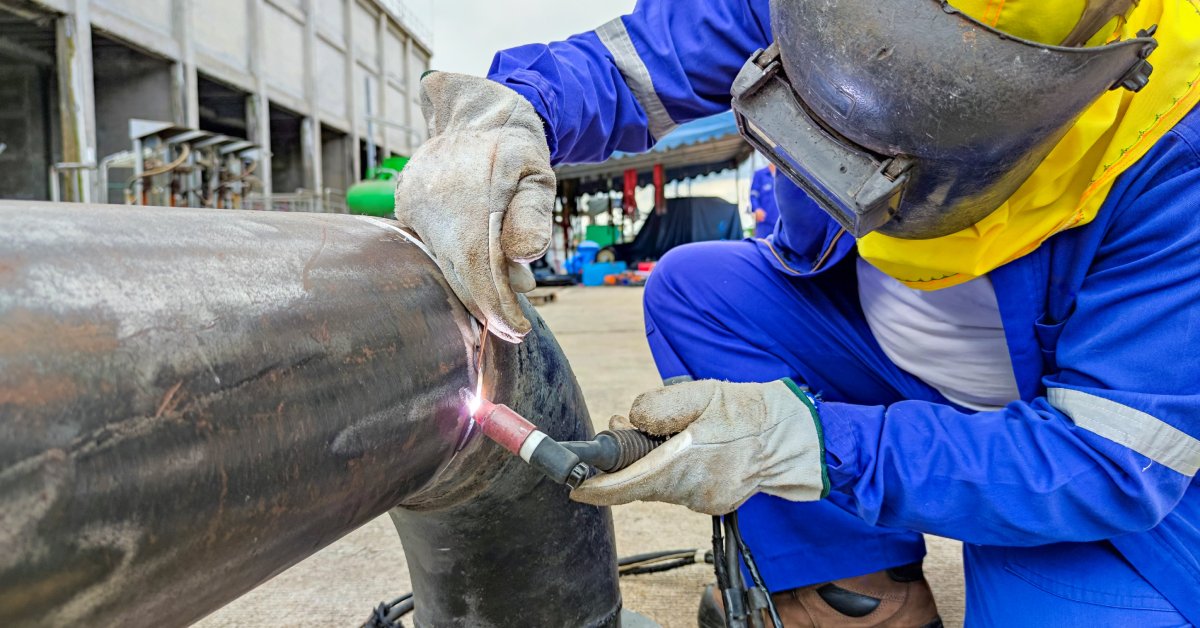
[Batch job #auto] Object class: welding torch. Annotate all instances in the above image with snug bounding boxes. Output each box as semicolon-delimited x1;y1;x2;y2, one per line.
469;394;783;628
469;396;666;488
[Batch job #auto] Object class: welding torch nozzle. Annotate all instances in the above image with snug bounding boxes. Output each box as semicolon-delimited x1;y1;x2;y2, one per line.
470;395;667;489
471;397;591;488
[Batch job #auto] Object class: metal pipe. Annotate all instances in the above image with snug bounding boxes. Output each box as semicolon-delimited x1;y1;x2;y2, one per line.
132;137;145;202
0;202;620;627
97;150;137;205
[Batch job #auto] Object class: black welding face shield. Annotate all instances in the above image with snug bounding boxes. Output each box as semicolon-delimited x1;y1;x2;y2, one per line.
731;0;1158;239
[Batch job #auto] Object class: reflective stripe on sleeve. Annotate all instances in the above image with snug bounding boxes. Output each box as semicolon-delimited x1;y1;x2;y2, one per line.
595;18;678;140
1048;388;1200;476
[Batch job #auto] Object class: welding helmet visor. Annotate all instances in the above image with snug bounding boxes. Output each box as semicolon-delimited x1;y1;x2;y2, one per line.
730;0;1157;239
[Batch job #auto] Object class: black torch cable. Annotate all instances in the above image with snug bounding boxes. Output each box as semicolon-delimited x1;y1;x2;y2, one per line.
729;511;784;628
724;515;757;628
711;515;730;590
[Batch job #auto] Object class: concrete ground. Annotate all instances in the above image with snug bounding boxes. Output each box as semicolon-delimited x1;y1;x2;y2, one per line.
200;287;965;627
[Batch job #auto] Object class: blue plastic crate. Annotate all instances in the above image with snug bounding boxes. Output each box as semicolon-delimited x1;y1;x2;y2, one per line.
582;262;627;287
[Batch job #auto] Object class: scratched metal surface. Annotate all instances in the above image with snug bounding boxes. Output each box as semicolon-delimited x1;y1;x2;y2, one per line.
0;202;619;627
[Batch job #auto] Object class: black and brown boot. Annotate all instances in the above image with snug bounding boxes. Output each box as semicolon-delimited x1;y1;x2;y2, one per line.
698;562;942;628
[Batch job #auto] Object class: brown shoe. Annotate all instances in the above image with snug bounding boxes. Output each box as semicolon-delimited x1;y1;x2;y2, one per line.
698;562;941;628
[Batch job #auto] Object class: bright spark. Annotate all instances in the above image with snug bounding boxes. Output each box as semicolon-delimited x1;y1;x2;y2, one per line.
471;319;489;419
467;383;483;416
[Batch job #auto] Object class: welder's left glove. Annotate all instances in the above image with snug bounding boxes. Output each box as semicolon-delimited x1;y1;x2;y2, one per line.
571;379;828;515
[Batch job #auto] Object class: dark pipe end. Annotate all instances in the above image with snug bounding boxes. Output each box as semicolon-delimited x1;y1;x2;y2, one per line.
390;300;622;627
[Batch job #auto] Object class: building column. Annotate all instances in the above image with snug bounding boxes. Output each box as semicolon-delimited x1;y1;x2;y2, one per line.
301;116;321;194
171;0;199;128
301;0;322;194
248;0;272;196
402;34;415;155
343;0;360;180
55;0;98;202
375;10;388;158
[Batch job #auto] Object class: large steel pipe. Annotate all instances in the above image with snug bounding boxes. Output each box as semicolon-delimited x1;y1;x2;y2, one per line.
0;202;620;627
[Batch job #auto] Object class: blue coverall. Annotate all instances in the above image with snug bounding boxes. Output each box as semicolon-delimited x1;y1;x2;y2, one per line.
488;1;1200;623
748;166;779;239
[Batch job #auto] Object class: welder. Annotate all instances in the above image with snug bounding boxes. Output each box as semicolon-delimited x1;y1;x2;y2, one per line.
393;0;1200;625
749;163;779;240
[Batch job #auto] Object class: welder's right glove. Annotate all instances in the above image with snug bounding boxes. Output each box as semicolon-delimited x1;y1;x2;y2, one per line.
571;379;829;515
393;72;556;343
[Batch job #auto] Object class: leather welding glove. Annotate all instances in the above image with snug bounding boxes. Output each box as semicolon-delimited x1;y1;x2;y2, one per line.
571;379;829;515
393;72;555;343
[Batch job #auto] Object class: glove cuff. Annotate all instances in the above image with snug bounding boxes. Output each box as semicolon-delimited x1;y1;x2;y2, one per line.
780;378;830;499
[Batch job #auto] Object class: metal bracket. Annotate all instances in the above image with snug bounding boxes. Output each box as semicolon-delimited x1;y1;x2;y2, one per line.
732;44;782;100
1114;27;1159;92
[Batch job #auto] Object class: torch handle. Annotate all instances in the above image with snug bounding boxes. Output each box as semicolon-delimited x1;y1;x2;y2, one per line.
561;430;669;474
596;430;669;472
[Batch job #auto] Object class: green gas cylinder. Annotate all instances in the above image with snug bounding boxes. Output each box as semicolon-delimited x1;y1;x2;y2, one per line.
347;156;410;217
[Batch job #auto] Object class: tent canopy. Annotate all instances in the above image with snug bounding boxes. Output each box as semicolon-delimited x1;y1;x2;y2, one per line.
554;112;752;195
611;196;743;262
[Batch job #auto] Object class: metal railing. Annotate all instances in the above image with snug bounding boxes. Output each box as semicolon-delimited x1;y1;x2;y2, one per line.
48;161;97;203
242;188;348;214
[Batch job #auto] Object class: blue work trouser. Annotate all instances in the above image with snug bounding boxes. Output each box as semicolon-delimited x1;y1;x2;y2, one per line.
641;240;1189;626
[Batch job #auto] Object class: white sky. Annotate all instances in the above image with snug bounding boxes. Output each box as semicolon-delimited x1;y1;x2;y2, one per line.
420;1;637;75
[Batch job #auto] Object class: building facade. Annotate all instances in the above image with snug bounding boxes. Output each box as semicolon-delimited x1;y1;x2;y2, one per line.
0;0;431;206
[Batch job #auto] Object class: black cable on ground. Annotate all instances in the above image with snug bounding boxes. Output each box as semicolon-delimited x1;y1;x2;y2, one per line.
619;548;698;575
621;556;694;575
366;548;711;625
385;598;415;622
362;603;404;628
618;548;697;566
361;593;413;628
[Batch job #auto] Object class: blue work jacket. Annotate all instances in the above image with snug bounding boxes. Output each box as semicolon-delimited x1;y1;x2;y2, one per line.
488;0;1200;620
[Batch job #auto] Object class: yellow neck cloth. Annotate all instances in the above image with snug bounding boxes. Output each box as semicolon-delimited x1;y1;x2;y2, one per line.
857;0;1200;290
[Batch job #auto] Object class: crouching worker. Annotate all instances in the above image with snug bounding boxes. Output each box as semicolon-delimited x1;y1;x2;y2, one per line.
393;0;1200;625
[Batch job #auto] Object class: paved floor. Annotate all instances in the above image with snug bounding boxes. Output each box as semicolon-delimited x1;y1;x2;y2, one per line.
199;287;965;627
